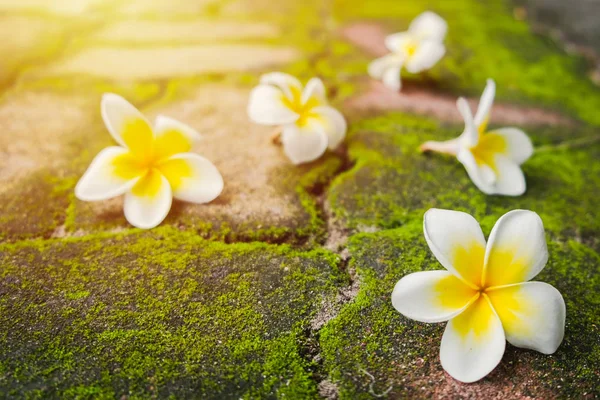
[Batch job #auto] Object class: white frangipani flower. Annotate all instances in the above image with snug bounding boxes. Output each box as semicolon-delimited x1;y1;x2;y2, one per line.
247;72;347;165
392;208;566;383
75;94;223;229
420;79;534;196
368;11;447;91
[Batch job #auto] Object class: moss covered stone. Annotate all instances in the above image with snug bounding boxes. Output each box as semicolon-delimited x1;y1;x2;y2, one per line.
328;112;600;250
335;0;600;127
319;221;600;399
0;228;346;398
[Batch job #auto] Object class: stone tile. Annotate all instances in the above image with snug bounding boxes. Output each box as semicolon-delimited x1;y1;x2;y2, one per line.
92;20;279;44
319;224;600;399
0;89;104;241
347;81;574;127
116;0;217;16
0;0;102;14
40;45;300;81
327;113;600;248
0;16;66;85
0;90;100;185
69;85;343;242
0;229;345;398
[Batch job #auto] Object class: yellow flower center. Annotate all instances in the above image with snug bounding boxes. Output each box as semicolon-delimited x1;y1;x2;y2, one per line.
111;118;194;197
469;131;506;173
404;39;419;58
281;85;321;127
435;240;535;339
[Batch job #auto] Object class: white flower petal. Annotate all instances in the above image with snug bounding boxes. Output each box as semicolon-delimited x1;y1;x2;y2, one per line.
405;40;445;73
457;149;496;194
382;65;403;91
158;153;223;204
313;106;347;149
368;54;403;80
75;146;137;201
392;271;477;323
489;155;526;196
124;171;172;229
281;122;328;165
423;208;487;287
483;210;548;287
489;127;533;165
384;31;412;53
247;84;299;126
101;93;153;149
408;11;448;42
440;296;506;383
487;282;565;354
302;77;327;105
457;97;478;147
474;79;496;130
260;72;303;98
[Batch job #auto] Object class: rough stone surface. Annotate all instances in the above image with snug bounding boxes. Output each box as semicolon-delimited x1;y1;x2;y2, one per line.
319;224;600;399
0;0;599;398
92;20;279;44
42;45;300;81
0;16;65;85
70;85;344;242
0;229;345;398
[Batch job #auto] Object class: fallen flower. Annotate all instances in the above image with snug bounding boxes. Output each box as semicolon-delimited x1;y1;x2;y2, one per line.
247;72;347;165
75;94;223;229
420;79;533;196
368;11;447;91
392;208;566;383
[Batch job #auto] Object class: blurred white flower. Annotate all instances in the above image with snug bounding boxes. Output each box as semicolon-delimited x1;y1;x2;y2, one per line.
368;11;447;91
75;94;223;229
420;79;533;196
247;72;347;165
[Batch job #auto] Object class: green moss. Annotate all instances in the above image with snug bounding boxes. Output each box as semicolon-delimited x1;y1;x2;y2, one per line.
319;222;600;398
328;112;600;249
0;229;344;398
334;0;600;126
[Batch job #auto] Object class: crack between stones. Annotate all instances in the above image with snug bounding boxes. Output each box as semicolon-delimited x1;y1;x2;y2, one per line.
291;8;363;393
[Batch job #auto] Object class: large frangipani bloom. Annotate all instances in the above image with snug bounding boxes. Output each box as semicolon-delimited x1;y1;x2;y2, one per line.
392;209;566;383
368;11;447;91
75;94;223;229
420;79;534;196
247;72;347;165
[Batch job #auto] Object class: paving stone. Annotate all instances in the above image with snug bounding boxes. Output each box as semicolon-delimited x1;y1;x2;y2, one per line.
0;229;345;398
319;223;600;399
69;85;344;242
0;86;161;241
0;90;102;241
346;80;574;127
0;0;599;397
92;20;279;44
0;16;66;85
41;45;300;81
327;112;600;250
0;0;102;14
0;90;100;185
116;0;217;16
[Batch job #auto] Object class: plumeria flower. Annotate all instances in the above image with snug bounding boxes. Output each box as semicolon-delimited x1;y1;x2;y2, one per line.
420;79;534;196
368;11;447;91
392;209;566;383
247;72;347;165
75;94;223;229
